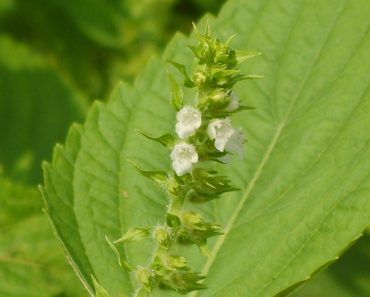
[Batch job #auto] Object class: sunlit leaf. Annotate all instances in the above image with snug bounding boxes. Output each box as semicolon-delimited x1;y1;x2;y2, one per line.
42;0;370;296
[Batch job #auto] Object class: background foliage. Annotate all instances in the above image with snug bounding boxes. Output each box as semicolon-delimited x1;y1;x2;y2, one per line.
1;0;369;296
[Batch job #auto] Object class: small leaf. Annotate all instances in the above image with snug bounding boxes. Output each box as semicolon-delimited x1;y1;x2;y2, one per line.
168;60;195;87
138;130;176;149
127;160;168;186
105;236;133;271
168;74;184;111
235;51;262;63
114;227;151;243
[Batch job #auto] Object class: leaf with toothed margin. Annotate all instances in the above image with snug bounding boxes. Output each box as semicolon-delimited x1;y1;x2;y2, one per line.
42;0;370;297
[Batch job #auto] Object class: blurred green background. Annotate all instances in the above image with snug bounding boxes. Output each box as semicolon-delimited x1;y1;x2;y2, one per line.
0;1;369;296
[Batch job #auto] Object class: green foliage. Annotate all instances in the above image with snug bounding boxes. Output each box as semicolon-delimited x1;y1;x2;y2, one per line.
292;234;370;297
0;178;85;297
0;36;86;184
0;0;225;101
41;0;370;297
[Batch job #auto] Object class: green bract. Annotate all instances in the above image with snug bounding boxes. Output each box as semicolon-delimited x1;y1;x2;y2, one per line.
42;0;370;296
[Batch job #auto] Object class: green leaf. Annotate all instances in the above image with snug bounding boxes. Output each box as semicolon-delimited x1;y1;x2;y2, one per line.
115;227;151;244
235;51;262;64
0;178;85;297
127;160;168;186
292;234;370;297
168;60;195;88
0;35;86;184
42;1;370;297
138;130;176;149
168;74;184;111
106;236;133;272
42;0;128;48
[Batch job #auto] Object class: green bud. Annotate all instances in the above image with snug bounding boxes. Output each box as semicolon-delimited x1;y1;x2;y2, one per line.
166;213;181;228
209;88;228;102
152;253;191;275
153;226;171;248
193;64;208;86
115;227;150;243
182;211;204;228
176;211;223;247
188;168;239;203
166;255;189;270
165;176;181;198
209;67;241;87
158;270;206;294
136;266;155;292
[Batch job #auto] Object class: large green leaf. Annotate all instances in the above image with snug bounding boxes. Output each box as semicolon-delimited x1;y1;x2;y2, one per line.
42;0;370;296
0;35;86;184
0;178;86;297
292;234;370;297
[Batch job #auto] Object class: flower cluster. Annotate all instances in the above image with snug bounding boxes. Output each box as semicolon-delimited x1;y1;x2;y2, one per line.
110;23;260;297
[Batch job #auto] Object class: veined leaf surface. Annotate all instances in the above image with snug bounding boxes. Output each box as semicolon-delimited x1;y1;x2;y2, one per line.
292;234;370;297
42;0;370;296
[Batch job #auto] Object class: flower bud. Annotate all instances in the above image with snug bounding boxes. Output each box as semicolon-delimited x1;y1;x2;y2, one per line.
136;266;155;292
193;64;208;86
176;211;223;246
166;255;188;270
153;226;171;248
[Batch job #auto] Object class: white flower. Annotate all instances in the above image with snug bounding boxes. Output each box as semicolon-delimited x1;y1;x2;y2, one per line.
207;118;234;152
224;92;239;112
207;118;245;154
175;106;202;139
171;143;198;176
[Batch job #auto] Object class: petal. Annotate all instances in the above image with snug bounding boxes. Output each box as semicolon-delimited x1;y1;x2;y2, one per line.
215;137;228;152
172;160;193;176
176;123;193;139
191;152;198;163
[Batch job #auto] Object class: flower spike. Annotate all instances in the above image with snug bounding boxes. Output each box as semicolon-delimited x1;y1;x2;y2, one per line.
110;22;260;296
